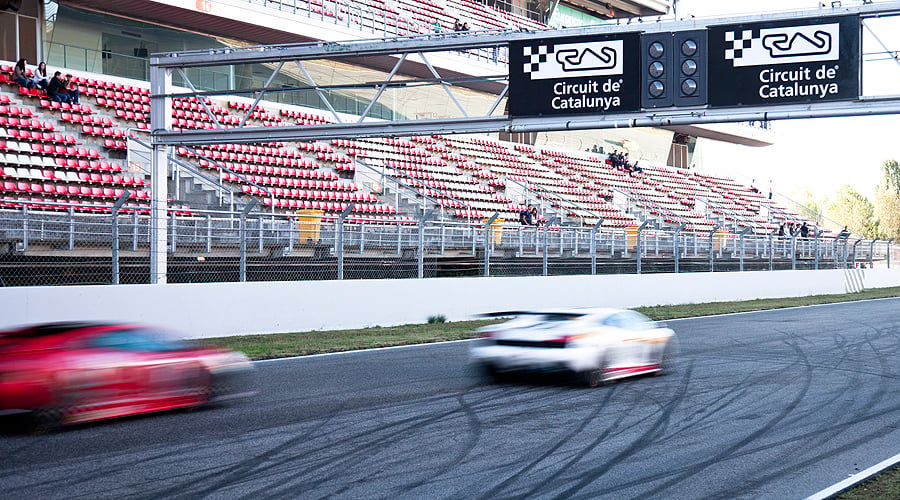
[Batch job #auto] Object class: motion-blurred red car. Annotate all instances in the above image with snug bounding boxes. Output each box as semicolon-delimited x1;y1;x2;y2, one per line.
0;322;254;430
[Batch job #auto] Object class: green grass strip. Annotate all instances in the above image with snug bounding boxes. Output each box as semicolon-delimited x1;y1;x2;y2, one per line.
201;285;900;500
202;286;900;361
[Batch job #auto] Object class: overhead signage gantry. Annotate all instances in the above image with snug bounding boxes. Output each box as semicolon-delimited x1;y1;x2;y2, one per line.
145;2;900;283
150;1;900;148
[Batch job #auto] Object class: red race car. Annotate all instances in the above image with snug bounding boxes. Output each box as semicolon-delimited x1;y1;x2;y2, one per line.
0;322;254;430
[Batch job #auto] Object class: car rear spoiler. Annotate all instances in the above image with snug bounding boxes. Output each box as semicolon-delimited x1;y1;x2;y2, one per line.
477;311;589;318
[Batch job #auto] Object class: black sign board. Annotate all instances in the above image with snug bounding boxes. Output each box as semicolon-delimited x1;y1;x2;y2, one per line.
508;33;641;117
708;15;859;107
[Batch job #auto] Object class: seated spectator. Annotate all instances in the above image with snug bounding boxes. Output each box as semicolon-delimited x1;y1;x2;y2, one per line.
64;73;80;104
461;22;469;31
31;61;49;90
519;205;530;225
838;226;850;238
12;58;34;88
530;206;539;226
47;71;72;103
632;161;643;174
799;222;809;238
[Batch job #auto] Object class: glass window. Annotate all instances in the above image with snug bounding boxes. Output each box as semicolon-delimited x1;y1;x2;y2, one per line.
603;311;654;330
89;328;192;352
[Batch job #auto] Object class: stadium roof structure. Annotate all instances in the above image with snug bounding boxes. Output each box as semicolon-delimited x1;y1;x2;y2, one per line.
148;2;900;146
563;0;671;19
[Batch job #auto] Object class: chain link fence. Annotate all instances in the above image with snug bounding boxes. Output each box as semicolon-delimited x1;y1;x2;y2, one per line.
0;200;896;287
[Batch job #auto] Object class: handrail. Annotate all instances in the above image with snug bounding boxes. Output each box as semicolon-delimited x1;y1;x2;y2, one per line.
702;197;764;233
506;176;603;224
355;158;475;220
611;187;688;228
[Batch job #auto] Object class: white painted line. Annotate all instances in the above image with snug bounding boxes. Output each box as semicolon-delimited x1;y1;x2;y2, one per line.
664;295;900;322
252;338;473;364
253;296;900;365
805;451;900;500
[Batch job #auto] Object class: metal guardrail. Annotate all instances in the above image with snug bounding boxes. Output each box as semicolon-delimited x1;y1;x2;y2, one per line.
0;200;894;287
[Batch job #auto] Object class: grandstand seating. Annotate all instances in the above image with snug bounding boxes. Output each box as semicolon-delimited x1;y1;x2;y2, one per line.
0;61;817;232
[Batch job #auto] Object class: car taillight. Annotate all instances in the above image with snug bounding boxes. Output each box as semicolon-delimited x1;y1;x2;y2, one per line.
548;334;588;344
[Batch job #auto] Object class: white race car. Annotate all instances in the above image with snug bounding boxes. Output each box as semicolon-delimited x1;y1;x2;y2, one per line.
469;308;677;387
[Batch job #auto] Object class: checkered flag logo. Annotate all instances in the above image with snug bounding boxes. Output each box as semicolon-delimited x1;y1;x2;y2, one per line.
523;45;552;75
725;29;759;64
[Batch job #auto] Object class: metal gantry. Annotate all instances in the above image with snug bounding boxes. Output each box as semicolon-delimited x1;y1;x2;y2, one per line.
147;2;900;282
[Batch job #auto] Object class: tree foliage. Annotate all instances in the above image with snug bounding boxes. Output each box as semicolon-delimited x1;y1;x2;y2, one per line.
874;159;900;240
828;184;878;238
883;159;900;194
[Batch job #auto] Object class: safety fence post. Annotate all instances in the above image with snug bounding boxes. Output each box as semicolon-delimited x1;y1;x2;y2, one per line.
336;203;354;280
418;208;434;279
542;215;558;276
239;199;258;282
484;212;498;277
111;190;131;285
590;219;603;275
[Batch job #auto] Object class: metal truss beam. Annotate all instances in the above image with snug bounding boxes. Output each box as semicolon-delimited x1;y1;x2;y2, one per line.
153;95;900;145
149;2;900;68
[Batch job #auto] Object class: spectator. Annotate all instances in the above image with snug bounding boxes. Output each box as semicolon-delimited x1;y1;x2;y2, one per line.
47;71;71;103
799;222;809;238
838;226;850;238
64;73;80;104
453;19;461;31
749;179;759;193
768;180;773;200
777;223;785;237
31;61;49;90
632;161;643;174
530;206;539;226
12;58;34;88
461;22;469;31
519;205;531;225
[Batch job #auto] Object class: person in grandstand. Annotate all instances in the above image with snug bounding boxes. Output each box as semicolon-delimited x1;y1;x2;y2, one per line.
519;205;534;225
530;206;540;226
47;71;72;103
64;74;80;104
838;226;851;238
12;58;34;89
799;222;809;238
31;61;49;90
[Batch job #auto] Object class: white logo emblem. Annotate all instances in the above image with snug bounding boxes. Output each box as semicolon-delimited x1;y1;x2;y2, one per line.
725;23;839;67
523;40;624;80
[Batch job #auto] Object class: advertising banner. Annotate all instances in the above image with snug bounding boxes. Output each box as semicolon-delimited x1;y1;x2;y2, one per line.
708;15;859;107
509;33;641;117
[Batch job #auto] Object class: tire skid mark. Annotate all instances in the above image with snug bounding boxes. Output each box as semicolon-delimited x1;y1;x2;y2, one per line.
542;362;694;500
625;338;813;499
230;385;542;497
144;402;351;499
474;385;621;499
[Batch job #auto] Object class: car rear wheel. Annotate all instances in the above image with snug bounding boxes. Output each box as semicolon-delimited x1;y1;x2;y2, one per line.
655;338;678;376
579;360;606;388
475;362;505;383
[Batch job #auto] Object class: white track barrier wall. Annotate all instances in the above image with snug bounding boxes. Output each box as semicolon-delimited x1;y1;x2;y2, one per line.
1;269;899;339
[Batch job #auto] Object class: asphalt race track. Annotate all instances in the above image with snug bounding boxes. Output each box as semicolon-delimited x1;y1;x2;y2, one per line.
3;298;900;499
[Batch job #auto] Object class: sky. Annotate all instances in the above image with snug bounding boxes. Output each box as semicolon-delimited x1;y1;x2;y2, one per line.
674;0;900;204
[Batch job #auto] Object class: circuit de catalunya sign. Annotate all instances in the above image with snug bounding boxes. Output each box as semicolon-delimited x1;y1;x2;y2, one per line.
508;32;641;117
707;15;859;107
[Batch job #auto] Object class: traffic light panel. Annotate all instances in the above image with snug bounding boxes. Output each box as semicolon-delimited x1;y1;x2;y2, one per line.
641;33;673;108
673;30;707;107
